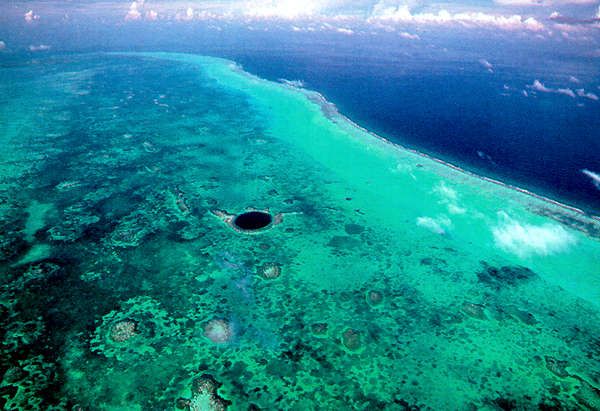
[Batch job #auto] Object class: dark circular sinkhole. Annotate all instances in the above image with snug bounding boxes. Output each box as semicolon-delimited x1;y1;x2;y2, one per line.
233;211;273;231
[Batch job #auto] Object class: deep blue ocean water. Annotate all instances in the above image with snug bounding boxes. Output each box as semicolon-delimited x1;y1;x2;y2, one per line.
211;37;600;214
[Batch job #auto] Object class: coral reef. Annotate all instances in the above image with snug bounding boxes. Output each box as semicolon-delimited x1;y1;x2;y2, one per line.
177;374;230;411
109;211;154;248
1;53;599;410
47;203;100;242
109;320;137;343
91;296;180;361
477;262;537;289
257;262;281;280
544;356;569;378
573;379;600;409
204;319;234;344
461;302;488;320
341;328;363;352
0;355;60;410
310;322;329;337
366;290;384;306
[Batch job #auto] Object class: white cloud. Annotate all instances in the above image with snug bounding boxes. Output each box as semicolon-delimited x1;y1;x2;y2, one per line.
479;58;494;72
336;27;354;34
433;182;466;215
531;79;552;92
0;41;5;51
523;17;545;31
125;1;143;20
495;0;544;5
176;7;195;21
24;10;40;23
434;181;457;200
569;75;580;83
576;88;599;100
399;31;420;39
556;87;576;98
29;44;51;51
554;22;591;34
417;215;452;235
244;0;320;19
196;10;224;21
529;79;577;98
527;80;599;101
146;10;158;20
446;203;466;214
582;169;600;189
492;212;576;257
368;5;546;32
496;0;596;5
125;1;163;21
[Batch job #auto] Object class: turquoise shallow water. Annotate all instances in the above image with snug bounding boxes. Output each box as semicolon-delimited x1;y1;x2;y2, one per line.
1;53;600;410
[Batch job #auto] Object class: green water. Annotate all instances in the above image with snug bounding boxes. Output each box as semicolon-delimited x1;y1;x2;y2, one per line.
1;53;599;410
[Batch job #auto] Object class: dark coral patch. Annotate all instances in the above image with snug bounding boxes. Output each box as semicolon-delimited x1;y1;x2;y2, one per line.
461;302;487;320
492;397;517;411
505;306;538;326
544;356;569;378
344;223;364;235
366;290;384;307
310;322;328;337
0;231;29;263
327;235;361;250
341;328;363;352
574;379;600;409
477;262;537;289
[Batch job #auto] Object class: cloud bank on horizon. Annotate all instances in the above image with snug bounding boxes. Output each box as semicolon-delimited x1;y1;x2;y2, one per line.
108;0;600;38
7;0;600;45
117;0;600;18
528;79;599;99
13;0;600;25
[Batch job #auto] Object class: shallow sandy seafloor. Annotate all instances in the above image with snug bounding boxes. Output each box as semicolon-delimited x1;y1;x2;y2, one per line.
1;52;600;410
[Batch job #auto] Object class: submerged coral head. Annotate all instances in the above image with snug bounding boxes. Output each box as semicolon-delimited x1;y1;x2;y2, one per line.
341;328;363;352
204;319;234;344
366;290;384;306
258;262;281;279
110;320;137;342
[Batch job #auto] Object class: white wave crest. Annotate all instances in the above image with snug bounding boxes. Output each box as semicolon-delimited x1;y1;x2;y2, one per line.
280;79;305;88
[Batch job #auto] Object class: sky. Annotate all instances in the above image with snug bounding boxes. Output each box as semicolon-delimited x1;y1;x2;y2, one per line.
3;0;600;27
0;1;599;59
